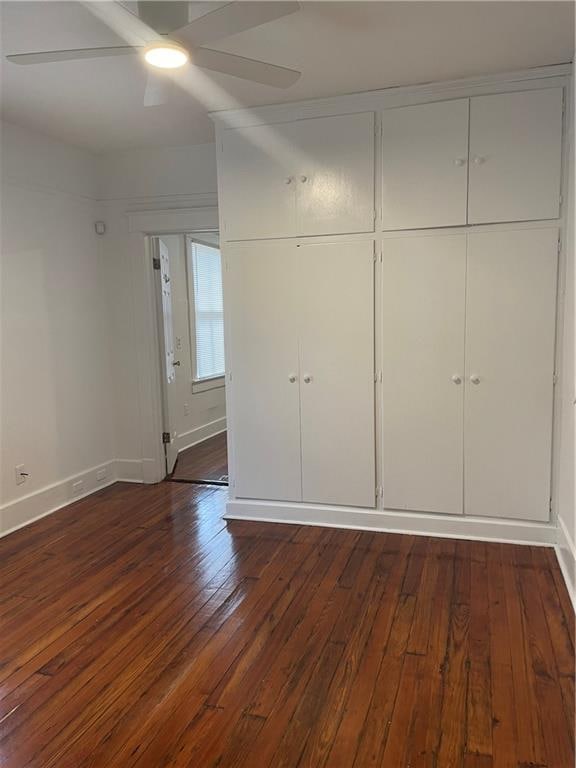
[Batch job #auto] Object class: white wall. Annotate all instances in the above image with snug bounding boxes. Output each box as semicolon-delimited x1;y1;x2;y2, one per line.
98;144;217;203
160;234;226;452
98;143;220;476
555;72;575;599
0;121;115;534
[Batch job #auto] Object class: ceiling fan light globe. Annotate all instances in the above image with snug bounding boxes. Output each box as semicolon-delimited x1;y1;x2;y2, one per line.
144;42;188;69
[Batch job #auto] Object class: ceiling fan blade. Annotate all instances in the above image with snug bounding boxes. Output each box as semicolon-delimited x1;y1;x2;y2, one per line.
174;1;300;48
6;46;140;65
192;48;300;88
144;70;169;107
136;1;190;35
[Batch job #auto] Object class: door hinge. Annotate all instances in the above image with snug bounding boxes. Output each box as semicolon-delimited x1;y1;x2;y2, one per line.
153;256;161;270
162;432;171;444
553;372;558;385
376;485;383;503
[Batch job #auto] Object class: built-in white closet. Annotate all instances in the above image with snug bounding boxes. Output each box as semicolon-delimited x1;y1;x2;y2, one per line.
227;239;375;507
382;227;558;521
215;69;567;535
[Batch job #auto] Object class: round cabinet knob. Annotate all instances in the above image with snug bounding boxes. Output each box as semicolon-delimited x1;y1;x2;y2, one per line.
454;158;466;167
470;375;481;385
300;175;308;183
288;374;297;383
473;156;485;165
451;375;462;384
284;176;293;184
303;374;312;383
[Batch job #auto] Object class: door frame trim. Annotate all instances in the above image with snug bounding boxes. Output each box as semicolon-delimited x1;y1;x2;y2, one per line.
127;206;219;483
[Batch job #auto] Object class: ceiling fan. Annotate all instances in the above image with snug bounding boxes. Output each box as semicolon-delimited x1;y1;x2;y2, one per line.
6;1;302;105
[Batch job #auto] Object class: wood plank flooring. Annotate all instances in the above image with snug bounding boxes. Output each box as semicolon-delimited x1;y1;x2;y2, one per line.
170;432;228;484
0;481;574;768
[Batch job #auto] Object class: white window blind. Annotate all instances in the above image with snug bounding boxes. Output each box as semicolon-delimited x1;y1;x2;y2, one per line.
189;242;225;381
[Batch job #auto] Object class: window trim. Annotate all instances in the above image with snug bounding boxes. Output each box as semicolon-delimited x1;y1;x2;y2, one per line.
186;236;225;387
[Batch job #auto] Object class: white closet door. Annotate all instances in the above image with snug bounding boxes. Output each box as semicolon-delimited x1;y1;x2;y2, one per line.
468;88;563;224
293;113;375;237
382;234;466;515
226;242;302;501
220;124;297;240
465;228;558;521
381;99;469;230
299;241;375;507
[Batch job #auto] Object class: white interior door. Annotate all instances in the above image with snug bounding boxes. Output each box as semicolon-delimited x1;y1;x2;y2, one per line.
294;112;375;237
468;88;563;224
220;123;297;240
154;237;179;475
298;240;375;507
381;99;469;230
464;228;558;521
382;234;466;514
226;242;302;501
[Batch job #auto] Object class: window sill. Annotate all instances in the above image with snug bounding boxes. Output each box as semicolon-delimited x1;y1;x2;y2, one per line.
192;376;225;394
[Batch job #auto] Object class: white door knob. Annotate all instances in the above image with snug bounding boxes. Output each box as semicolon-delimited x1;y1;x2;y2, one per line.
473;156;485;165
454;158;466;167
300;175;308;183
303;374;312;383
288;374;297;383
451;375;462;384
470;375;481;384
284;176;293;184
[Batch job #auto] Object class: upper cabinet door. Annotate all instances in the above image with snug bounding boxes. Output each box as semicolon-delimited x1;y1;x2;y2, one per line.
226;242;302;502
298;240;375;507
381;99;469;230
220;123;297;241
294;112;375;236
464;228;558;521
468;88;563;224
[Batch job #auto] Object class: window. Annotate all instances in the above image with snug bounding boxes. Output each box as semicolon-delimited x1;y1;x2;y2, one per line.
187;240;225;386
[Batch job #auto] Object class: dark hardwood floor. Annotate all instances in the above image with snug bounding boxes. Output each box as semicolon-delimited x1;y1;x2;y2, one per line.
170;432;228;484
0;481;574;768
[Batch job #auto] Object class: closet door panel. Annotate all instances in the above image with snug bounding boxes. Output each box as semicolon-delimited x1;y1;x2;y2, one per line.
294;112;375;237
220;124;297;240
226;242;302;501
299;241;375;507
381;99;469;230
382;234;466;514
468;88;563;224
465;228;558;521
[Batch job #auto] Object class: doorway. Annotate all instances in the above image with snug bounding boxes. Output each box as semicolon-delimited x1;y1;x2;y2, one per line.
151;231;228;485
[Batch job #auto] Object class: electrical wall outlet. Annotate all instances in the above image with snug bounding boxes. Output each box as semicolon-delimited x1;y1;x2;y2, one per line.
15;464;28;485
96;467;108;482
71;479;84;495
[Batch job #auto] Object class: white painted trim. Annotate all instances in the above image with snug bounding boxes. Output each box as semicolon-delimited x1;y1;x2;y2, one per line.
211;65;570;129
128;207;219;234
0;461;117;538
555;516;576;610
177;418;227;453
115;459;145;483
225;499;557;547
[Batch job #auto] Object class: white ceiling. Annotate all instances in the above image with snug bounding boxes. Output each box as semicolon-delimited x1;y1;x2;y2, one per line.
1;1;574;152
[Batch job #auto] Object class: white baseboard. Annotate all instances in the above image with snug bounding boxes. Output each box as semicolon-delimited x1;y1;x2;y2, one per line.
225;499;557;547
555;516;576;610
0;460;117;538
115;459;146;483
177;418;226;453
